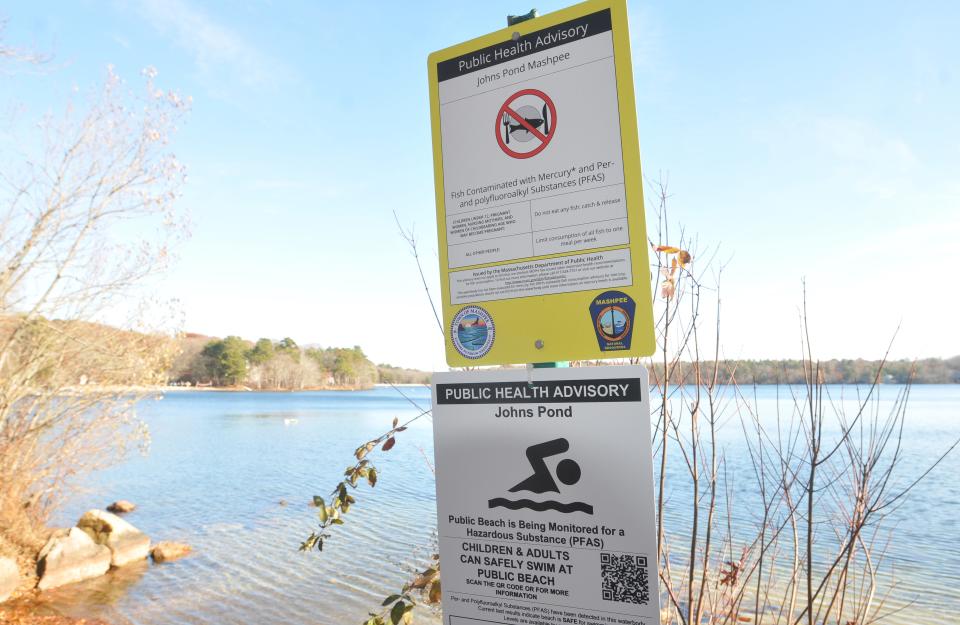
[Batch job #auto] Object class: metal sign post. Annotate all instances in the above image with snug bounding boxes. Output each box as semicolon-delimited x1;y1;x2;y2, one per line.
428;2;662;621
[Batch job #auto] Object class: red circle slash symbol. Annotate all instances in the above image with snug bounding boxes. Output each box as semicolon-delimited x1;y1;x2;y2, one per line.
496;89;557;159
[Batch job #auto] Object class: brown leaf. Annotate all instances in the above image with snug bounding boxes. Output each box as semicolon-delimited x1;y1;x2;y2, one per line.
428;580;442;604
677;250;692;268
382;437;396;451
655;245;681;254
660;279;676;300
409;566;438;589
719;560;741;586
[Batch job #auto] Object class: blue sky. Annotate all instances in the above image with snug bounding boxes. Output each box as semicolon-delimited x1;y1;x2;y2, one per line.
3;1;958;370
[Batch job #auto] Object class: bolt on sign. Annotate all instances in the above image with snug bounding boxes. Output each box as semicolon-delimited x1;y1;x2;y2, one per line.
428;0;654;366
432;365;661;624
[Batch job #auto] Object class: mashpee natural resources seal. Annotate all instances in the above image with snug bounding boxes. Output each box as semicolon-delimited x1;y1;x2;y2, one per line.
451;306;495;359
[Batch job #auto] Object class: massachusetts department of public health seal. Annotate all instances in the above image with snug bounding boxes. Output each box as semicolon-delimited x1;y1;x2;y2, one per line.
451;306;495;359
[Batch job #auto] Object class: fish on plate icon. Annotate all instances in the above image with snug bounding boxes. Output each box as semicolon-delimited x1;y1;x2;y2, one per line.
495;88;557;159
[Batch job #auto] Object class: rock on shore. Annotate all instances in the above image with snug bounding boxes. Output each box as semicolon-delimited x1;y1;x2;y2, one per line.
150;542;191;563
105;500;136;514
36;528;111;591
0;556;18;603
76;510;150;568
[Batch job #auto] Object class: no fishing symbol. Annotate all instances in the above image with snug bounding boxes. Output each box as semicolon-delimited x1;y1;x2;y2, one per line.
496;88;557;159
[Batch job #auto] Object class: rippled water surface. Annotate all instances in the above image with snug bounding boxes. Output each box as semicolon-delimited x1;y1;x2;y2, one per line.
27;385;960;625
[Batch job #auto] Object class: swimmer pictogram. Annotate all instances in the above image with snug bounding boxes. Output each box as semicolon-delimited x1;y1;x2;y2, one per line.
488;437;593;514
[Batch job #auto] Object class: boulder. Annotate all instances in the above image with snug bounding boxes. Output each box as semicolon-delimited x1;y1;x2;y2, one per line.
77;509;150;567
106;500;136;514
0;556;18;602
36;528;111;590
150;542;192;563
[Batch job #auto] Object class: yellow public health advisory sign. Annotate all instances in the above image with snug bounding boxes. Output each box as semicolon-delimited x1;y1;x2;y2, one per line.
428;0;653;367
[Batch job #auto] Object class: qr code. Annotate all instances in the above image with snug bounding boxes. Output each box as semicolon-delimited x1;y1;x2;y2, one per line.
600;552;650;604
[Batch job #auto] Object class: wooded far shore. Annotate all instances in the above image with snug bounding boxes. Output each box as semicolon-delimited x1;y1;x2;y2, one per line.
637;355;960;385
169;333;429;390
170;332;959;390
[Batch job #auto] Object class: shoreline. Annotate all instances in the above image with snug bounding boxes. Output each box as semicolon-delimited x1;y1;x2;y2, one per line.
43;384;428;397
159;385;378;393
157;382;429;392
57;380;960;396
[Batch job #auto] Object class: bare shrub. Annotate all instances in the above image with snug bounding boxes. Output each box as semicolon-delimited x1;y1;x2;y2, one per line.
645;180;958;625
0;66;188;556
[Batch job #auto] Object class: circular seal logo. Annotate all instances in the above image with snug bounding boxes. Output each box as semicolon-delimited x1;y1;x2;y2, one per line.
451;306;495;359
595;305;632;341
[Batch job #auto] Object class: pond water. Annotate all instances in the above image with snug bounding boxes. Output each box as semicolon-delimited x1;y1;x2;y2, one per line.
23;384;960;625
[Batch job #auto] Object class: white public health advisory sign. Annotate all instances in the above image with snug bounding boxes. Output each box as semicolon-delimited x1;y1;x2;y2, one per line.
432;366;661;625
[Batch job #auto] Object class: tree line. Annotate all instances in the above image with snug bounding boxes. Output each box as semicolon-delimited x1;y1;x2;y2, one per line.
169;334;430;389
172;337;959;388
641;356;960;385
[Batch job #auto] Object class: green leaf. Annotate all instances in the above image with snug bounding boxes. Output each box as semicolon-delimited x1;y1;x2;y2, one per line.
381;594;401;606
312;495;325;508
318;505;328;523
299;533;317;551
368;468;378;487
390;601;406;625
331;518;344;525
